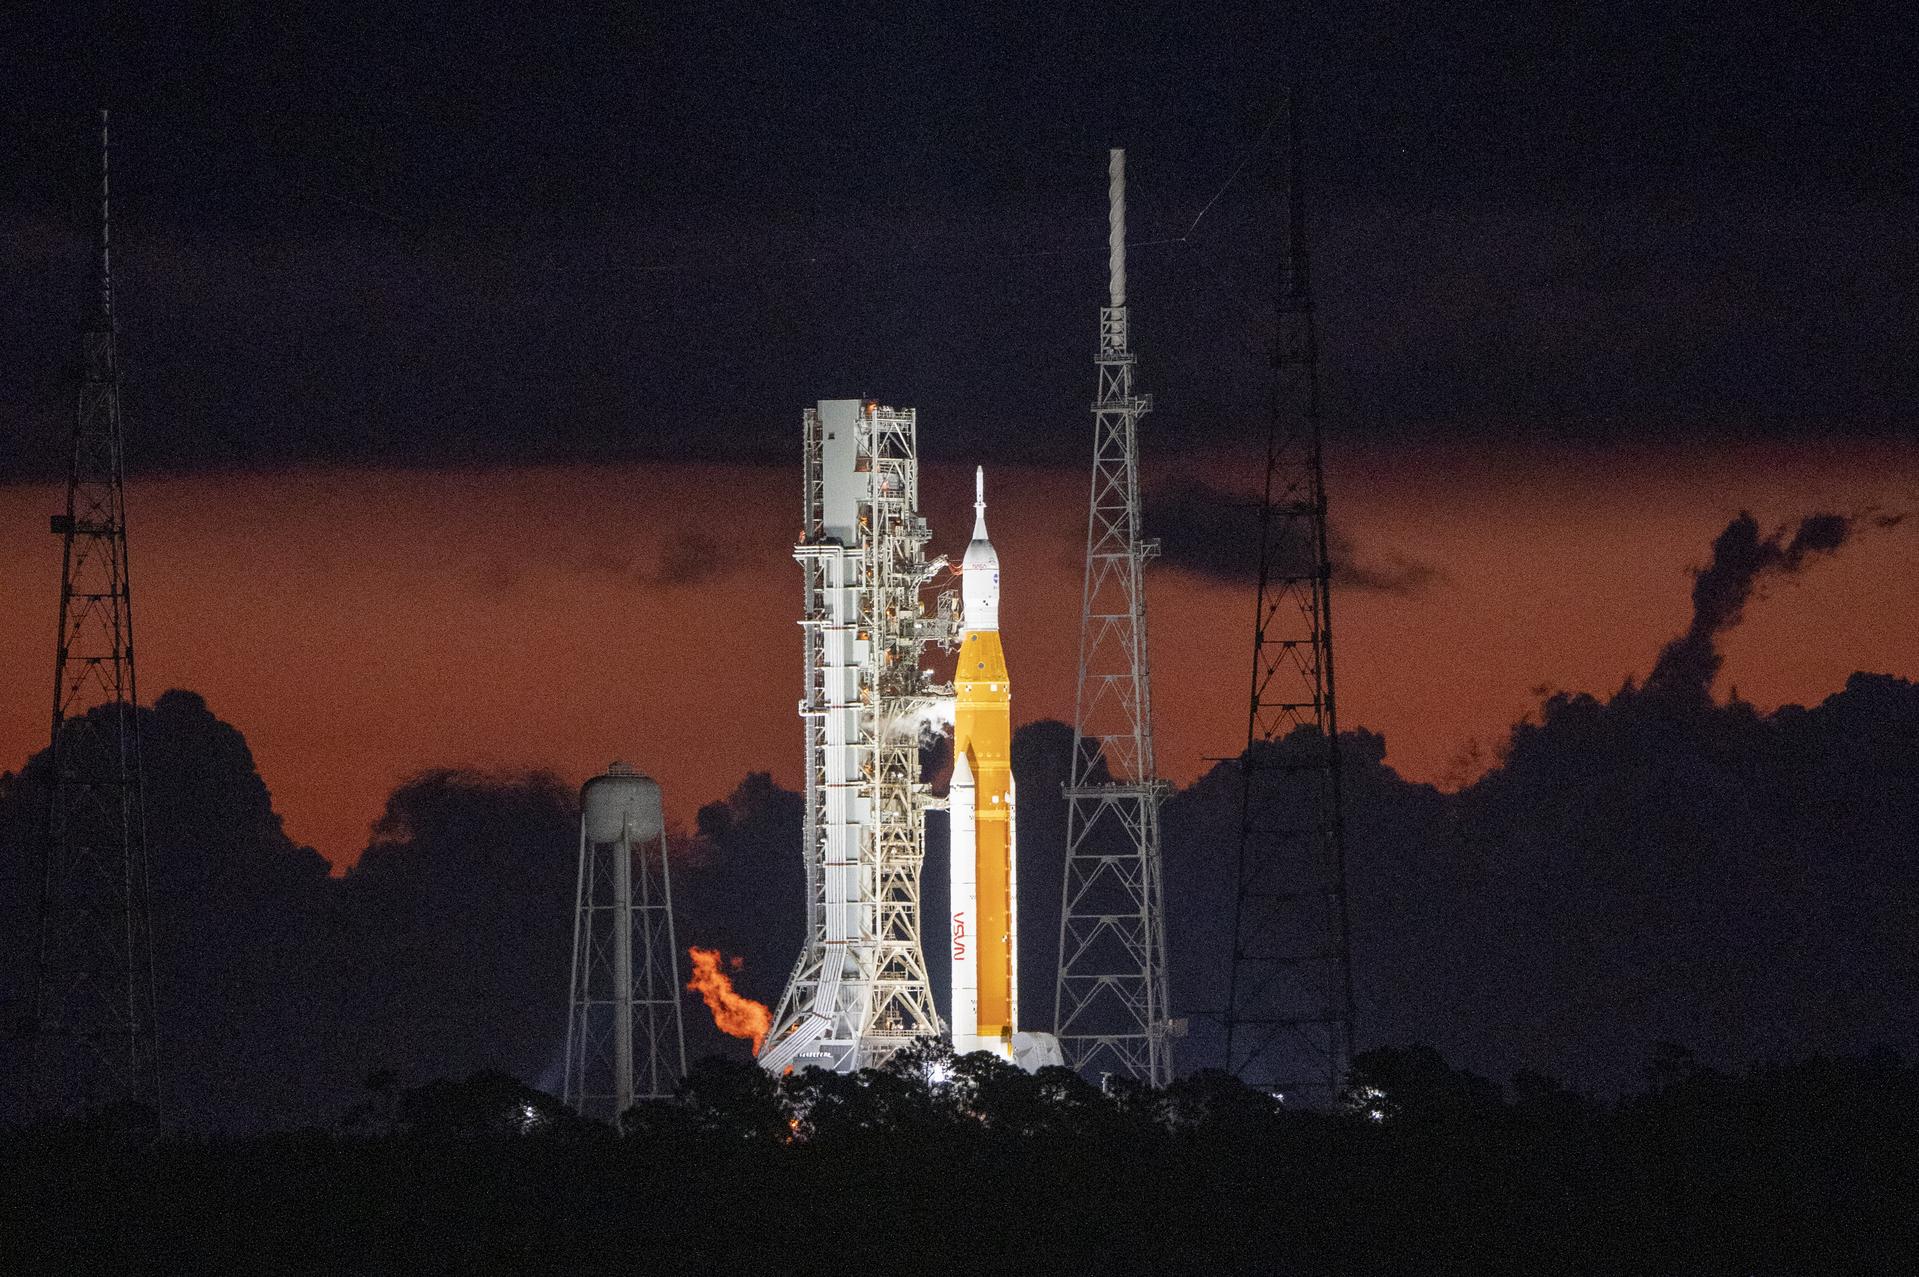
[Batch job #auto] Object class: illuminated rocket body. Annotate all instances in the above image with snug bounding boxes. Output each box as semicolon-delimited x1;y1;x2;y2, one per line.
950;468;1018;1059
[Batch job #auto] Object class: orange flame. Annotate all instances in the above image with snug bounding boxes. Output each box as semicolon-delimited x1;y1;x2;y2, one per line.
686;946;772;1054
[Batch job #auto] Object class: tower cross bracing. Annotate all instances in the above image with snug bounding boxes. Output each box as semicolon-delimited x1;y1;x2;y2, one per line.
564;764;687;1118
1054;149;1174;1087
1223;100;1357;1105
761;400;951;1074
31;109;161;1118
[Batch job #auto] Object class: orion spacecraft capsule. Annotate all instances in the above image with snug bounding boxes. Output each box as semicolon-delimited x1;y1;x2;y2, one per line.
950;467;1019;1060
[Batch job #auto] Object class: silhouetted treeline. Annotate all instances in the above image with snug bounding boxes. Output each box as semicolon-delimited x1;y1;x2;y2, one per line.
5;1044;1915;1273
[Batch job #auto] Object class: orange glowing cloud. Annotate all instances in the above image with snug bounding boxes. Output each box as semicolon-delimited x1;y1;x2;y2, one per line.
686;946;773;1054
0;445;1911;873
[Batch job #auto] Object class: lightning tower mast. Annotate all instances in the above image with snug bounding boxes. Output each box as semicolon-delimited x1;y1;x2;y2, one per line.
30;109;161;1116
1223;99;1356;1104
1054;150;1174;1086
760;400;950;1074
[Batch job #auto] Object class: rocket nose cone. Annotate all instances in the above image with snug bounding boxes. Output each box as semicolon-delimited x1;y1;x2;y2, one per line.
961;465;1001;629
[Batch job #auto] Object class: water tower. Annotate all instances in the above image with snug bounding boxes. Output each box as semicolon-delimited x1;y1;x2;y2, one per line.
563;762;687;1119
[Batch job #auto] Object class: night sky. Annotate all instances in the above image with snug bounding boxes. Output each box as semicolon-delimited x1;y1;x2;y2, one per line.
1;2;1915;1114
5;2;1912;472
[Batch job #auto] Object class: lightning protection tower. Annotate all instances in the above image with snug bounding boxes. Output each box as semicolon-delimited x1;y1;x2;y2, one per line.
759;400;953;1075
30;109;161;1118
564;763;687;1118
1054;150;1174;1086
1223;99;1357;1105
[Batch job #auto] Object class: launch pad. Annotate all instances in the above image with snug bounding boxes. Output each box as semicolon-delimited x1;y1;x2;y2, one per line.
758;401;1057;1075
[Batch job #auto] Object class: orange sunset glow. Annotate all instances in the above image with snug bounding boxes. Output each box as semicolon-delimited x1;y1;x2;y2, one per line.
1;441;1912;870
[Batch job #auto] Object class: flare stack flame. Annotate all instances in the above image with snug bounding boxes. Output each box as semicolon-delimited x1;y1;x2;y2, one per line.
686;947;772;1054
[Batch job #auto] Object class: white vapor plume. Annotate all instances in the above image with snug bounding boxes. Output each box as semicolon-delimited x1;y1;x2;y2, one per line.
887;698;954;746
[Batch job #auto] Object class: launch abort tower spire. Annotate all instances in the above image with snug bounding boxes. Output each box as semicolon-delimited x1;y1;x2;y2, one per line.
30;109;161;1117
1054;150;1174;1086
760;400;950;1074
1223;101;1356;1104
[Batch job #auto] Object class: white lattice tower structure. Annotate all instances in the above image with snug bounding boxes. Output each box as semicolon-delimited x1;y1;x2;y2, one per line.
1054;150;1175;1085
760;400;952;1074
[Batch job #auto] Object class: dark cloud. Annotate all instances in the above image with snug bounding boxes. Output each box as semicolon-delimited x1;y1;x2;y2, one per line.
1337;552;1442;597
1154;503;1918;1095
1;690;337;1128
4;494;1912;1125
647;531;745;588
0;0;1912;479
471;529;746;594
337;767;580;1101
7;654;1916;1127
680;772;804;1015
1156;668;1919;1098
1646;512;1853;701
1142;478;1440;595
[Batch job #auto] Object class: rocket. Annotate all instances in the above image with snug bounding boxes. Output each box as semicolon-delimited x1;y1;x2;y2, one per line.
950;466;1018;1060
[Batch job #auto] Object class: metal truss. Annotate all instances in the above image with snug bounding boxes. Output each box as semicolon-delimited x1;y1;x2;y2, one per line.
761;402;952;1074
1224;101;1357;1105
1055;150;1174;1087
30;110;161;1118
564;767;687;1118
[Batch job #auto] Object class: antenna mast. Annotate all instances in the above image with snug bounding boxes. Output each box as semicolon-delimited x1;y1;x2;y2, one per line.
1054;149;1174;1086
1223;96;1356;1104
31;108;162;1117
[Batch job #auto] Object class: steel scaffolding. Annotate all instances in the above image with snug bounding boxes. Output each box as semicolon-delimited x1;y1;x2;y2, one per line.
760;401;952;1074
30;109;161;1118
564;764;687;1118
1223;100;1357;1105
1054;150;1174;1086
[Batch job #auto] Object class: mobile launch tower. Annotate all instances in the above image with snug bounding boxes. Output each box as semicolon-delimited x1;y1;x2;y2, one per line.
760;400;953;1073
